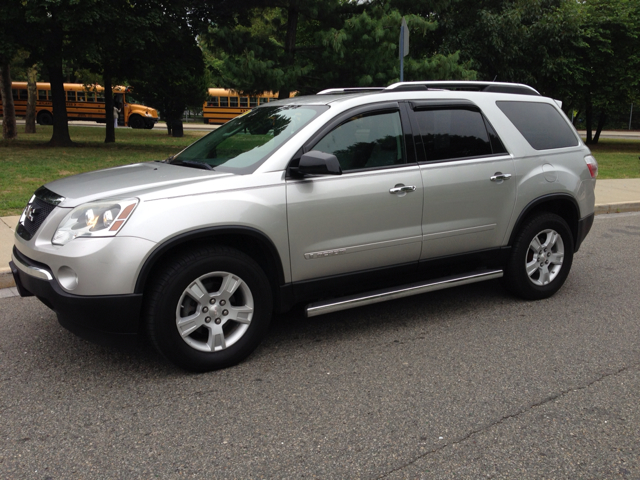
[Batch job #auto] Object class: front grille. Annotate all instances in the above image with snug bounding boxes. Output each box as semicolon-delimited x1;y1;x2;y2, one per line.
16;186;65;241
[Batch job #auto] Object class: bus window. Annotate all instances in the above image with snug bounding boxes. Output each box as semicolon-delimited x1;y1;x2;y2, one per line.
208;96;218;107
86;92;95;102
77;91;86;102
38;90;48;101
240;97;248;108
97;93;105;102
269;98;277;102
220;97;229;107
259;98;269;105
250;97;258;107
67;91;76;102
230;97;239;108
12;89;19;100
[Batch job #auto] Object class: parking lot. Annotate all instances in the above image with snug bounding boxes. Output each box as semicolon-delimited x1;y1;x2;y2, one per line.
1;212;640;479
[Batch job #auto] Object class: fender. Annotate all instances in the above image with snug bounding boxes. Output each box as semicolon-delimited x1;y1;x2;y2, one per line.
134;226;286;294
508;193;581;249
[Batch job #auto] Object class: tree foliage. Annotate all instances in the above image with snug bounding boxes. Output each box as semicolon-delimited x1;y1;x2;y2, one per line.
203;0;475;97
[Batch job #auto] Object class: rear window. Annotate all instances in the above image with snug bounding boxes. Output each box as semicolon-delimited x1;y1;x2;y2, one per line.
497;101;578;150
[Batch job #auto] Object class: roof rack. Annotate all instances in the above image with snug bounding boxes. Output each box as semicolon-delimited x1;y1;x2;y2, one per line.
317;81;540;96
385;81;540;96
316;87;386;95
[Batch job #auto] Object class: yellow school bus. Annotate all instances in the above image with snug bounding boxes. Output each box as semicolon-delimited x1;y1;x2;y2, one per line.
0;82;159;129
202;88;279;125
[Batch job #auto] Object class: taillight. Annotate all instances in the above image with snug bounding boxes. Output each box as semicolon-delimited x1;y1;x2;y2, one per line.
584;154;598;178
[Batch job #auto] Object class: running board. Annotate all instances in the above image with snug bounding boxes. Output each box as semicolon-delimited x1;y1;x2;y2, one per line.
305;269;503;317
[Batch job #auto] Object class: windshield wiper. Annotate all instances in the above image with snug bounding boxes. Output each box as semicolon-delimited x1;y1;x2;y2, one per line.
180;160;214;171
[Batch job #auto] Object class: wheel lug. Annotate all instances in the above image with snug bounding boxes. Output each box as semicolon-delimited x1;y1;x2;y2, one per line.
202;307;208;313
547;252;551;257
220;300;226;306
210;298;216;305
222;309;229;316
205;317;211;323
215;318;221;325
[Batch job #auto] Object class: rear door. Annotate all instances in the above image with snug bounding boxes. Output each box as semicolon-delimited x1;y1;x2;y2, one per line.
410;102;517;259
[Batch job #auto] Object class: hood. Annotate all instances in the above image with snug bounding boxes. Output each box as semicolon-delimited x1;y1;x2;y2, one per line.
45;162;232;208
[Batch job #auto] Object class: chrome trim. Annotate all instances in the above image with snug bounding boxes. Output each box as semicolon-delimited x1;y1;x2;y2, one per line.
11;251;54;281
303;235;422;260
389;185;417;194
305;269;503;317
491;173;512;181
422;224;496;241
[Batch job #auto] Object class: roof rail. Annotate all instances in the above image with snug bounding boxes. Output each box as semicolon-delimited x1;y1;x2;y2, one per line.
317;87;385;95
317;81;541;97
384;81;540;96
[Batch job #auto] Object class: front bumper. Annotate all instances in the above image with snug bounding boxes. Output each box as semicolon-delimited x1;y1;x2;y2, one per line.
11;247;143;345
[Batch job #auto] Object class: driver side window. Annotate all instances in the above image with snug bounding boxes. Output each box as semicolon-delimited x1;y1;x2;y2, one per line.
313;111;405;171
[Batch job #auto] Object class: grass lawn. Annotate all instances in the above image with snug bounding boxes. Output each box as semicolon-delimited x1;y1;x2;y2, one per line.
1;126;639;216
0;126;207;216
585;139;640;179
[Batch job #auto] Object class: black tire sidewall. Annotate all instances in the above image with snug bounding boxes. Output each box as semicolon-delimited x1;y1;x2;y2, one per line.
147;248;272;372
505;213;574;300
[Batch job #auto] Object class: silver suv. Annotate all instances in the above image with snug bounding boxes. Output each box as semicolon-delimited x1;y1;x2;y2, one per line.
10;81;598;372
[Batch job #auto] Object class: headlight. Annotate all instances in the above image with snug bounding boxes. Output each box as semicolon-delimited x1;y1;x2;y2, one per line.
52;198;139;246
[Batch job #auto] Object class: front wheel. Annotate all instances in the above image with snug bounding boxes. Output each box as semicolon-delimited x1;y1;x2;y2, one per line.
145;246;273;372
128;114;145;129
504;213;574;300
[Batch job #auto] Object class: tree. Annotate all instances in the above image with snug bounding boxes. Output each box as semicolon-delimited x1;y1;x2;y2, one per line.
572;0;640;143
204;1;475;97
0;0;25;140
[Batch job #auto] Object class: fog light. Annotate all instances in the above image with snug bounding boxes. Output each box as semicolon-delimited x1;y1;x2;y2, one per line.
58;266;78;291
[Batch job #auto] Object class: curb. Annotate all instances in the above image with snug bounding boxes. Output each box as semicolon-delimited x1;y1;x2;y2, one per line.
594;202;640;215
2;203;640;292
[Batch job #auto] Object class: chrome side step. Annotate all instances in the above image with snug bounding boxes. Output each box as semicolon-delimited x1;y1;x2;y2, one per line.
305;269;503;317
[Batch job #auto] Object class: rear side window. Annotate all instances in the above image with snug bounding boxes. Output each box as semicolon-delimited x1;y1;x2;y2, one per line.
497;101;578;150
415;108;500;161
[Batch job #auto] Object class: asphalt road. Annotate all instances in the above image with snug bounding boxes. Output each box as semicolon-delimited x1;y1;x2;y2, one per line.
1;213;640;479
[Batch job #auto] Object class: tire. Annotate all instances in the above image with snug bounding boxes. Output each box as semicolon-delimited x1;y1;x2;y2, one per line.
37;111;53;125
145;246;273;372
504;213;574;300
128;114;145;129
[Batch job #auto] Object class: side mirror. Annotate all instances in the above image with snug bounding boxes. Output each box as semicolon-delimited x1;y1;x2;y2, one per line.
298;150;342;176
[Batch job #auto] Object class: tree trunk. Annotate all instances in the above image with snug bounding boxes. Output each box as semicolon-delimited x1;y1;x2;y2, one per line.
103;73;115;143
0;60;18;140
584;97;593;145
46;63;73;146
278;5;298;100
592;111;606;145
25;65;38;134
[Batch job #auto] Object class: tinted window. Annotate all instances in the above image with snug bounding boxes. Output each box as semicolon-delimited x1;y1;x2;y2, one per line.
415;109;492;161
173;105;328;174
313;111;406;171
220;97;229;107
38;90;48;100
67;91;76;101
497;101;578;150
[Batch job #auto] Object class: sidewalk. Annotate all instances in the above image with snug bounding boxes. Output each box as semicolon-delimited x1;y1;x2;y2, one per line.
2;179;640;291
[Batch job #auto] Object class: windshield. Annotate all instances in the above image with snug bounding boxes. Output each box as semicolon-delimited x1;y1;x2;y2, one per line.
171;105;328;173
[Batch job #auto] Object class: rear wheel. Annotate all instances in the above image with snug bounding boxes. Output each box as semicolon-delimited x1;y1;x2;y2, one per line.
37;111;53;125
504;213;574;300
145;246;273;372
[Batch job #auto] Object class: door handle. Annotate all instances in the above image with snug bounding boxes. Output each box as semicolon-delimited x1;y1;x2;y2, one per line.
490;172;512;182
389;185;417;194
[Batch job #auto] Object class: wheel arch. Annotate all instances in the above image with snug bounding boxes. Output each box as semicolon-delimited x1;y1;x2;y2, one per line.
135;226;286;299
508;194;581;251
